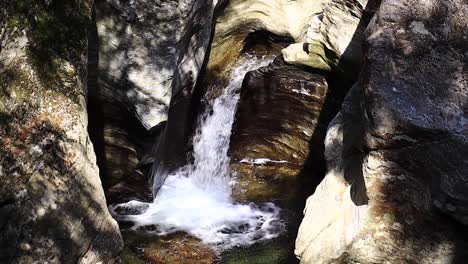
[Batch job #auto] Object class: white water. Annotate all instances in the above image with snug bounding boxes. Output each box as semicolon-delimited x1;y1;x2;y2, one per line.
110;55;284;249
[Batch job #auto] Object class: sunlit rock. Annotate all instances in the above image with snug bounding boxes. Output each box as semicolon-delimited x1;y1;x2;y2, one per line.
208;0;325;75
209;0;370;78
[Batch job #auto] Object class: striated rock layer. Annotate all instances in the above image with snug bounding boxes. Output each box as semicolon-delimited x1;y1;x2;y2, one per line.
296;0;468;263
0;1;122;263
229;57;333;202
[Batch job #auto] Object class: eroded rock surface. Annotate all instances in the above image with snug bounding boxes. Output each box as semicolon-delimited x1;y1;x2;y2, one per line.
209;0;324;74
229;57;333;202
0;1;122;263
209;0;372;78
296;0;468;263
226;0;377;204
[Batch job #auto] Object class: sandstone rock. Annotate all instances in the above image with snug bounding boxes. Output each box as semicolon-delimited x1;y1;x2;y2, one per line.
296;0;468;263
282;0;368;74
281;41;337;72
295;85;369;263
0;1;122;263
225;0;378;204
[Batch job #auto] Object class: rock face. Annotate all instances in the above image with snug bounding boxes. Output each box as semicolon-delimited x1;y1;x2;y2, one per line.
149;0;219;193
96;0;194;129
209;0;370;77
229;57;334;202
296;0;468;263
91;0;218;197
282;0;369;74
0;1;122;263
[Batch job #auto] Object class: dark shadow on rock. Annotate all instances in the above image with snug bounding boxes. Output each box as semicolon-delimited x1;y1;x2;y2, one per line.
242;30;295;56
148;0;219;196
87;5;154;204
331;0;468;262
88;0;214;203
298;0;380;206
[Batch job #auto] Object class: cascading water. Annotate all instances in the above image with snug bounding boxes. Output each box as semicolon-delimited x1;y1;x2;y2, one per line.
110;55;284;249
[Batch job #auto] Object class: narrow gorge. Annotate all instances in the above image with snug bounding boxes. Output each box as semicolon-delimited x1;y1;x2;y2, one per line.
0;0;467;263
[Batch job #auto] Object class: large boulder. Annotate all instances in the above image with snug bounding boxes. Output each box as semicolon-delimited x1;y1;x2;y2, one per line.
296;0;468;262
229;57;334;202
0;1;122;263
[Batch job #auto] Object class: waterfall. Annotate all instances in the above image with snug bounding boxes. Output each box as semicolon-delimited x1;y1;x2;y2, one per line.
110;55;284;249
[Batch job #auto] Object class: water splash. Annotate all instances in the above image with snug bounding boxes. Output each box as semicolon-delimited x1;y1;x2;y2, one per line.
110;55;284;249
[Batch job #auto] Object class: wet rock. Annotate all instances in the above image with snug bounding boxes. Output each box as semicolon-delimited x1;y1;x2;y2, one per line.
296;0;468;263
0;1;122;263
229;57;337;202
121;232;217;264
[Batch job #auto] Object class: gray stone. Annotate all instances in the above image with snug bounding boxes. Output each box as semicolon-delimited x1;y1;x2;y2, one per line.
96;0;194;129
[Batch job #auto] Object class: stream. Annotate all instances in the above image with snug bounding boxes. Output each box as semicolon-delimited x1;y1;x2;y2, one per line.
110;55;298;262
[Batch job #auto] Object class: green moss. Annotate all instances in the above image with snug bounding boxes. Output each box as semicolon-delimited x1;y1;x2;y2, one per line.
310;41;338;64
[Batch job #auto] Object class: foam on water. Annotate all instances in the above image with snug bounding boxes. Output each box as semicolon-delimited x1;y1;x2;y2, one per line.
110;55;284;249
